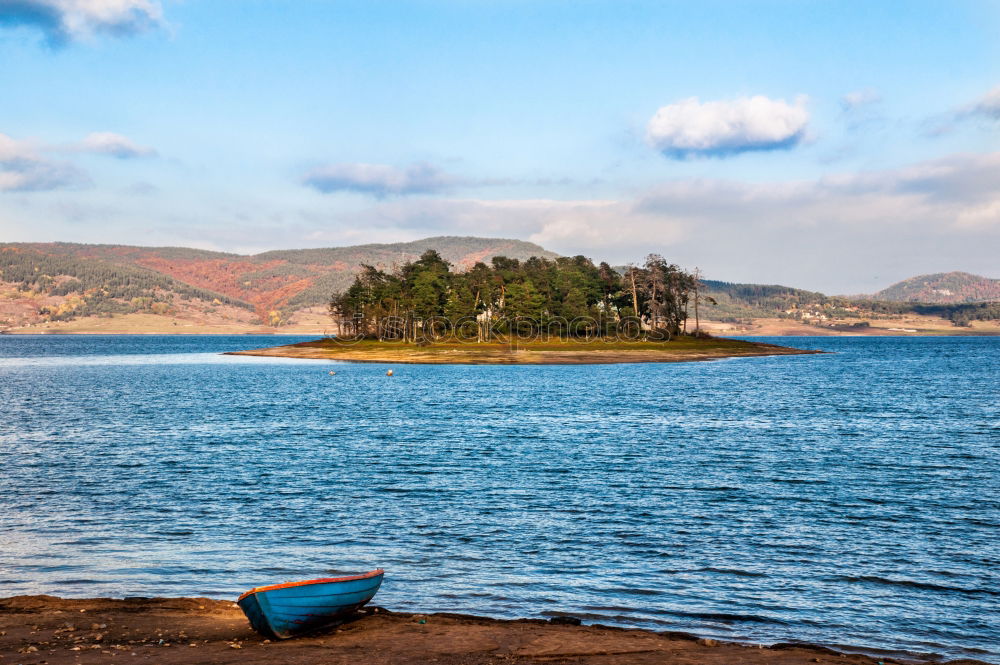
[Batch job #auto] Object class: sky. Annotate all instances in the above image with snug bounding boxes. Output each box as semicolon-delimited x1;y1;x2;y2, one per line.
1;0;998;293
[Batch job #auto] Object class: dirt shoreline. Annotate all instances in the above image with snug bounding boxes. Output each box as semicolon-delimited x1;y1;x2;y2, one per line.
1;595;987;665
224;338;825;364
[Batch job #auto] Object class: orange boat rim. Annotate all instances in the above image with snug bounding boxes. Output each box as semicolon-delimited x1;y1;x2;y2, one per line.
237;569;385;602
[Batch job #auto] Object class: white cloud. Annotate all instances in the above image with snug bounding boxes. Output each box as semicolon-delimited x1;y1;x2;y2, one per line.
956;199;1000;229
967;85;1000;120
0;133;87;192
646;95;809;159
0;0;163;45
0;129;154;192
79;132;156;159
302;162;458;197
926;84;1000;136
841;88;882;111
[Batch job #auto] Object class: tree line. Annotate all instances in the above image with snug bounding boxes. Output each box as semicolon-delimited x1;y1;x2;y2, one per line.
329;250;704;341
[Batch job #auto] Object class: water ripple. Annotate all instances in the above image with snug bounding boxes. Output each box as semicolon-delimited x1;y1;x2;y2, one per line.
0;334;997;663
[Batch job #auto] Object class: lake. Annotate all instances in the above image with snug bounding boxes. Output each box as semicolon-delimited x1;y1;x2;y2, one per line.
0;335;997;662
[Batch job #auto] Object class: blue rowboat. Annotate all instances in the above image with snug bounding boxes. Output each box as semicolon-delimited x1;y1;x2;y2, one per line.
237;569;384;639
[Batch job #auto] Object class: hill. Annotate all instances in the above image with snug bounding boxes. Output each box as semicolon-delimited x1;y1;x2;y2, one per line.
871;272;1000;304
697;276;1000;330
699;280;829;319
2;237;997;333
0;237;556;329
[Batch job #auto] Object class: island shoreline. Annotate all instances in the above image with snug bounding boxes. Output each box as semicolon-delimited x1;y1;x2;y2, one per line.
223;337;827;364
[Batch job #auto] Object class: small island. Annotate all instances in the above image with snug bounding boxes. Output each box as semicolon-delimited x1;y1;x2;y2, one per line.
229;250;823;364
228;335;821;364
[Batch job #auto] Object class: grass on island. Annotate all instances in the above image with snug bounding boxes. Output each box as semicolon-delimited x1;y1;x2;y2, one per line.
296;335;767;353
228;334;822;364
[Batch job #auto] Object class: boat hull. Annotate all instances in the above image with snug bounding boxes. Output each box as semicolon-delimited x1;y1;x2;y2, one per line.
237;570;384;639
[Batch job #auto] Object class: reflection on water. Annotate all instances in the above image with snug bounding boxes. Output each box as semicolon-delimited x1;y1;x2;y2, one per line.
1;334;997;663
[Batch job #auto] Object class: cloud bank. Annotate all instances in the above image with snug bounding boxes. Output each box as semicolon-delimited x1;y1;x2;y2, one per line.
364;152;1000;244
635;151;1000;230
0;0;163;44
315;151;999;290
302;162;458;197
647;95;809;159
0;133;87;191
5;148;995;292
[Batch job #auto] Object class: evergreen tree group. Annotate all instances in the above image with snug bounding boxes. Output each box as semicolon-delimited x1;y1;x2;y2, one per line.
329;250;699;341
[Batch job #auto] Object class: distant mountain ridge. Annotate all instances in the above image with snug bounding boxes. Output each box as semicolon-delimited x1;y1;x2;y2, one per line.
0;237;557;325
870;272;1000;304
1;236;996;329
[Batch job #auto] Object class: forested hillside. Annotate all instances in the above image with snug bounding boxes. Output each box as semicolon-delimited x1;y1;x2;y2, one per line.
699;280;831;319
873;272;1000;304
0;237;556;326
697;278;1000;327
0;246;253;323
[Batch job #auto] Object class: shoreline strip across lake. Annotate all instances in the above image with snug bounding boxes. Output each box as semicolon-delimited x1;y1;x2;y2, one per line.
1;595;991;665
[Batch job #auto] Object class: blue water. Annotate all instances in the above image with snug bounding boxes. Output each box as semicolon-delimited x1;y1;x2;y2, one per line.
1;335;997;662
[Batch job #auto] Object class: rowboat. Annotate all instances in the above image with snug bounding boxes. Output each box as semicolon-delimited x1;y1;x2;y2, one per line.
237;569;384;639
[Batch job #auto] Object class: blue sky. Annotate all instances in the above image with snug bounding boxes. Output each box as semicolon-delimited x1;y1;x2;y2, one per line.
1;0;998;292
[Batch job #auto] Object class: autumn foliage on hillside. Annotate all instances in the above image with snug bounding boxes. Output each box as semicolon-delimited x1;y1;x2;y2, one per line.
0;238;557;325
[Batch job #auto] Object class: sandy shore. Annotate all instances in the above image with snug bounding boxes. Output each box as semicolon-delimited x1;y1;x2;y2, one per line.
225;338;824;364
698;317;1000;337
2;595;986;665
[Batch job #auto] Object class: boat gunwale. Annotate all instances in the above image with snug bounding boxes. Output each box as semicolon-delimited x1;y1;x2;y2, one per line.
259;583;384;603
237;569;384;602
